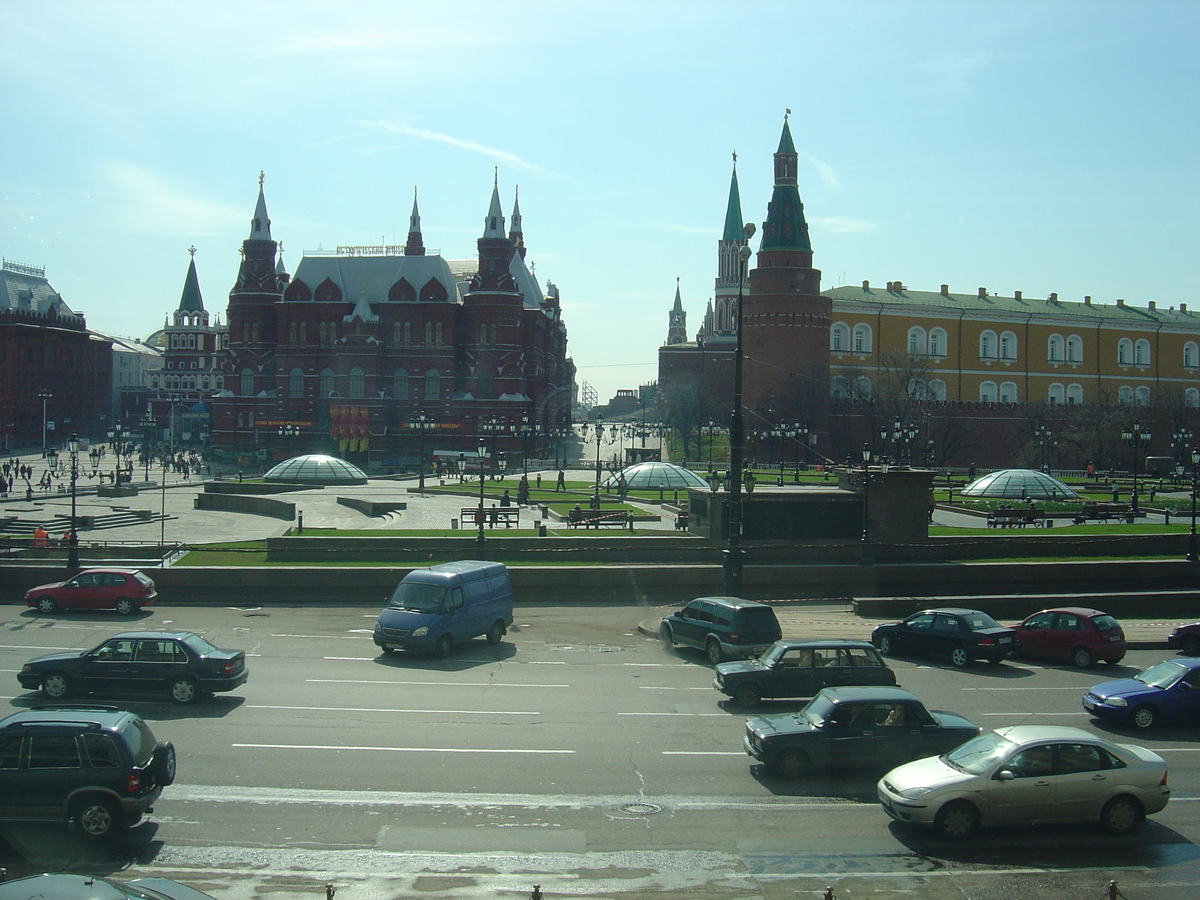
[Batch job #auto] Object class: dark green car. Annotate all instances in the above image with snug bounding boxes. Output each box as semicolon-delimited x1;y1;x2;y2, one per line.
743;686;980;779
714;639;896;707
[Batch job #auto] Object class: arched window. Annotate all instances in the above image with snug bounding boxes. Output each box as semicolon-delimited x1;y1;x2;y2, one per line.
1000;381;1018;402
425;322;432;345
980;330;997;360
1067;384;1084;405
830;322;849;352
1118;338;1133;366
853;324;872;353
201;376;210;391
1118;385;1134;405
479;323;487;345
907;326;927;357
319;368;335;398
393;369;409;400
404;322;411;345
319;322;328;347
1067;335;1082;363
1187;387;1200;408
289;368;303;397
929;379;947;401
830;376;850;399
1136;385;1151;406
392;322;401;346
289;323;297;345
1048;335;1063;362
188;334;196;349
435;322;443;346
1185;342;1199;369
478;371;494;400
239;369;254;397
1048;383;1065;404
1135;339;1151;367
853;376;873;400
908;377;928;401
1000;331;1017;361
929;327;947;358
979;381;998;403
348;367;365;399
425;369;440;400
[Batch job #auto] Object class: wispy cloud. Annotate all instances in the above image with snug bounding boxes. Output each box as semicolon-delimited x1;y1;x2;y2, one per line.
363;121;573;183
815;216;877;234
101;161;244;236
806;155;840;190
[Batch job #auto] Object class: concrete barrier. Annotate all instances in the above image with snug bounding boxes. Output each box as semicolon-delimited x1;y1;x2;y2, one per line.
193;492;295;521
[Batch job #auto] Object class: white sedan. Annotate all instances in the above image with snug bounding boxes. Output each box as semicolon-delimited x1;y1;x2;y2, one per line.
877;725;1169;840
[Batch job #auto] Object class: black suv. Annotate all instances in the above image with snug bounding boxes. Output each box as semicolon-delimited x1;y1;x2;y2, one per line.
660;596;782;664
0;704;176;839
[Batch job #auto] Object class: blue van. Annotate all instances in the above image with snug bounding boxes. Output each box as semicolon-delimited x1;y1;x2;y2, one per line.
373;560;514;658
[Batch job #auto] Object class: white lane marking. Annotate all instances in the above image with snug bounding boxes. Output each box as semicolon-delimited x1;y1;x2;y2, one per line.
251;704;538;716
324;656;385;661
638;686;712;690
233;742;572;755
305;679;569;688
662;751;745;756
272;634;366;639
1154;748;1200;753
0;645;76;651
979;712;1089;716
527;661;567;665
960;686;1093;691
618;712;725;717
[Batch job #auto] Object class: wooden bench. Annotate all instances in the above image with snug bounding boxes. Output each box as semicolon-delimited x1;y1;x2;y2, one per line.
460;507;519;528
674;512;690;530
1073;503;1133;524
567;509;632;530
987;508;1045;528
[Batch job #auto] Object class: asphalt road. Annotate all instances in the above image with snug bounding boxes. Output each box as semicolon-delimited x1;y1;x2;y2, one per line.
2;602;1199;900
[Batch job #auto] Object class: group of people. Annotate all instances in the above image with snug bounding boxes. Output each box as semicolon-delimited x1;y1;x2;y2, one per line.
31;525;77;548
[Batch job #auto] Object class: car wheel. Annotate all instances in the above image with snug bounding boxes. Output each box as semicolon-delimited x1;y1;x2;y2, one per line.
114;598;135;615
35;596;57;613
1071;646;1095;668
41;671;72;700
71;796;123;839
434;634;453;659
1131;705;1157;730
1100;795;1143;835
659;624;674;648
950;646;971;668
487;621;505;645
152;741;177;786
933;800;980;841
878;635;893;655
1181;635;1200;656
772;749;810;779
705;638;724;665
169;676;199;705
1105;656;1124;666
733;683;762;708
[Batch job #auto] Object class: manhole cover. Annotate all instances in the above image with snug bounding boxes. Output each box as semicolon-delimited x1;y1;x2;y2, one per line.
617;802;662;816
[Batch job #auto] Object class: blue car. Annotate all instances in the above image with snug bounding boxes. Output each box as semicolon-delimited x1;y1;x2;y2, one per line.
1083;658;1200;730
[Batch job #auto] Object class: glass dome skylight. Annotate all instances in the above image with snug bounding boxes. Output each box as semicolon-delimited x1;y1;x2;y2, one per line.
263;454;368;485
959;468;1079;501
599;462;711;490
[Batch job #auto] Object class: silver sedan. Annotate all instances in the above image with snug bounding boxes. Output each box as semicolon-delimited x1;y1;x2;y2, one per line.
877;724;1170;840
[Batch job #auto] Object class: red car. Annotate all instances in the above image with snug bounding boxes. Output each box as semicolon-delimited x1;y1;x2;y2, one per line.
1167;622;1200;657
1011;607;1126;667
25;567;157;615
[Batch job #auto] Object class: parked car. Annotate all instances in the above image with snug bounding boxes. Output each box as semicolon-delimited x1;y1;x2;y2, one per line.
0;873;216;900
1167;621;1200;656
878;725;1170;840
19;631;249;706
1011;607;1127;667
25;567;157;615
715;639;897;707
744;686;979;779
871;608;1015;668
0;704;175;839
660;596;782;664
1083;658;1200;729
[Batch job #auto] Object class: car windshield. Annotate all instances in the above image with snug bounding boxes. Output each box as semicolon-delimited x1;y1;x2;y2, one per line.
944;731;1017;775
181;633;219;656
119;717;158;767
759;643;786;665
387;582;446;613
1135;660;1188;689
961;612;1001;630
801;693;836;726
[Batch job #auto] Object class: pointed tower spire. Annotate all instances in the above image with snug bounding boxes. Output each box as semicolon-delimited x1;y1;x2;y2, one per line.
666;277;687;345
405;186;426;256
760;111;812;253
483;167;506;238
249;170;272;241
722;153;744;241
509;186;526;260
177;247;205;314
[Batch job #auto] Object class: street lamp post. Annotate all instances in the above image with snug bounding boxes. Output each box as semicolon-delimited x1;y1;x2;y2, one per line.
581;416;614;496
860;443;873;566
38;389;52;456
476;439;487;550
278;422;298;458
1190;447;1199;563
1121;421;1151;515
723;225;755;597
1035;425;1052;471
66;433;80;570
412;414;434;491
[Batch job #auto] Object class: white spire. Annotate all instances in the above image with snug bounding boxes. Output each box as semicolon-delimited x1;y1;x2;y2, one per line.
409;186;421;233
249;171;272;241
483;167;505;238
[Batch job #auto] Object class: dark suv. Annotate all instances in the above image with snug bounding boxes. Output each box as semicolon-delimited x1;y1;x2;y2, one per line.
660;596;782;664
0;704;176;839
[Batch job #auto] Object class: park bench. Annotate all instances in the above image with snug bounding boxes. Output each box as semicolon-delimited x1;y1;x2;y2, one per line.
674;512;690;530
567;509;632;530
460;506;519;528
987;508;1045;528
1073;503;1133;524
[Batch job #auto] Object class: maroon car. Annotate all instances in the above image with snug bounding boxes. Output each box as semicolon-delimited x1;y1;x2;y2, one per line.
1011;607;1126;668
1168;622;1200;657
25;567;157;615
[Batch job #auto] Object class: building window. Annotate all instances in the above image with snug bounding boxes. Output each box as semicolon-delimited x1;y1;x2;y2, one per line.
1185;342;1199;369
830;322;849;352
393;322;401;346
1049;383;1065;404
1067;383;1083;405
299;322;306;345
929;379;947;401
348;367;365;399
480;323;487;345
1048;335;1063;362
999;381;1018;402
319;322;328;347
929;327;947;358
852;324;872;353
404;322;411;346
1067;335;1082;363
980;381;998;403
907;326;927;357
435;322;443;346
240;369;254;397
201;376;210;390
319;368;335;398
907;377;928;401
1187;388;1199;408
1136;385;1151;406
479;370;494;400
1118;385;1134;405
1135;339;1151;367
393;369;409;400
424;322;432;345
830;376;850;400
1000;331;1017;361
853;375;872;400
980;331;997;360
1118;338;1133;366
289;368;303;397
425;369;440;400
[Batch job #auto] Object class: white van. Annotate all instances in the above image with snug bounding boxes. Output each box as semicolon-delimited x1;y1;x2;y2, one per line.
373;560;514;658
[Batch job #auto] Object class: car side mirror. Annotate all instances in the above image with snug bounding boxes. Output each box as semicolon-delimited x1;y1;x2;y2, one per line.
996;770;1016;781
1177;682;1192;691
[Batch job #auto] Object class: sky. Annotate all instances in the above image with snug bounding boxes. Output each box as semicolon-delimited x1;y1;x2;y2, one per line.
2;0;1198;407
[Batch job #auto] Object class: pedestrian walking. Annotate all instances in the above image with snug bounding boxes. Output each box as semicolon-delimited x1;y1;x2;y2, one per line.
556;469;565;492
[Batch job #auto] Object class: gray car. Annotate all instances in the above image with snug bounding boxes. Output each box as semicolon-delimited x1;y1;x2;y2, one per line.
715;640;896;707
660;596;782;664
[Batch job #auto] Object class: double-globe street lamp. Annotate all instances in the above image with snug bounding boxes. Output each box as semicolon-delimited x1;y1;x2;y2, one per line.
580;417;616;497
475;439;487;550
723;223;755;596
1189;447;1200;563
46;433;81;570
411;414;436;491
1121;421;1151;515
